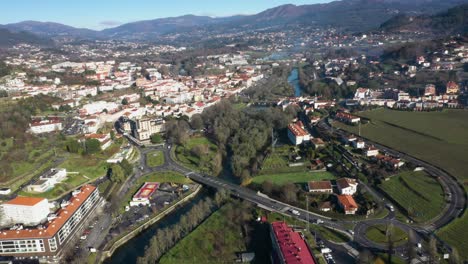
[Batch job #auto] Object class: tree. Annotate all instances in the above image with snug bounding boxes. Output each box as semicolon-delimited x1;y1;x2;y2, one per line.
119;159;133;176
190;114;204;130
121;98;129;105
407;229;417;263
150;133;162;144
262;180;274;195
110;130;115;140
386;223;395;264
450;248;461;264
429;237;438;263
85;138;101;154
359;249;373;264
65;139;81;153
281;183;297;203
109;164;125;183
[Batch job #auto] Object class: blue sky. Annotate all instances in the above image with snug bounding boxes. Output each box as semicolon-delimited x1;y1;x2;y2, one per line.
1;0;331;29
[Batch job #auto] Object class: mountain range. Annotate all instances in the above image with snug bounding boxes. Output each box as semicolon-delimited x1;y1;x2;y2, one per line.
0;0;467;45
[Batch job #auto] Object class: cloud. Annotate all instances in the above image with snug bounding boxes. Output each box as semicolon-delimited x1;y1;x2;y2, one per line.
99;20;122;27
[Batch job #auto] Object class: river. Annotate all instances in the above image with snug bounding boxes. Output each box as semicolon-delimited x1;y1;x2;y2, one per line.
288;68;302;97
104;191;209;264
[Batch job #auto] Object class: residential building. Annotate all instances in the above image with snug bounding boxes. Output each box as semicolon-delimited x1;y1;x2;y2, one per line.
1;197;49;226
365;147;379;157
287;122;310;146
0;185;100;262
84;133;112;150
319;201;332;212
424;84;436;96
446;81;459;94
336;178;358;195
337;195;358;215
270;222;316;264
130;182;159;207
310;138;326;149
26;169;67;193
29;118;62;134
133;118;166;142
307;181;333;193
335;112;360;124
352;140;365;149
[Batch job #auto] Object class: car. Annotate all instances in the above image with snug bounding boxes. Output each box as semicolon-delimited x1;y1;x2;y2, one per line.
80;235;87;240
348;229;354;235
289;209;300;216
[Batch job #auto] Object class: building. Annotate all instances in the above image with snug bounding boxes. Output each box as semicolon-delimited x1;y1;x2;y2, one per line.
27;169;67;193
287;122;310;145
319;201;332;212
446;81;459;94
337;195;358;215
335;112;360;125
424;84;436;96
84;133;112;150
310;138;325;149
133;118;166;142
130;182;159;207
365;147;379;157
336;178;358;195
270;222;316;264
351;140;365;149
29;118;62;134
1;197;50;226
0;185;99;262
307;181;333;194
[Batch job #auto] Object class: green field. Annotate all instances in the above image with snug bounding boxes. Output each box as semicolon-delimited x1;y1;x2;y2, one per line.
175;136;221;174
160;204;248;264
146;150;164;167
366;224;408;246
334;108;468;260
379;171;445;223
252;171;336;185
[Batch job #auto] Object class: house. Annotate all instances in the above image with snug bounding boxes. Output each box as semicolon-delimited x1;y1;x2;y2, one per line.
26;168;67;193
424;84;436;96
352;140;365;149
287;122;310;145
446;81;459;94
309;159;325;170
29;117;63;134
319;201;332;212
365;146;379;157
341;134;357;145
337;195;358;215
375;155;405;170
308;181;333;193
335;112;360;124
311;138;326;149
336;178;358;195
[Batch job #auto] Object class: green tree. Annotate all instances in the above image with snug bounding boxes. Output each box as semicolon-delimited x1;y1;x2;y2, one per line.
190;114;204;130
65;139;81;153
85;139;101;154
150;133;162;144
121;98;129;105
119;159;133;176
109;164;125;183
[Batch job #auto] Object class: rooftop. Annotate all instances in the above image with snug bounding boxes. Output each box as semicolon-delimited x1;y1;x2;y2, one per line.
337;195;358;210
308;181;332;191
271;221;316;264
134;182;159;200
3;197;46;207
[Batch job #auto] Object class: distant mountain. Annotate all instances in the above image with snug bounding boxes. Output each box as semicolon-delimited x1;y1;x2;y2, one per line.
2;0;468;40
1;21;98;38
380;4;468;34
0;28;52;47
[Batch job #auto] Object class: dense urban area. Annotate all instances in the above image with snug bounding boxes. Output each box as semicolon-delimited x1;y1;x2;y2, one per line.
0;1;467;264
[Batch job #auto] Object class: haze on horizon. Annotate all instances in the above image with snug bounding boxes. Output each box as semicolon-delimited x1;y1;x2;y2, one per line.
0;0;332;30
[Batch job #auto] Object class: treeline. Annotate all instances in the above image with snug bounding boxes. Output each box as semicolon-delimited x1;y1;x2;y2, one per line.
244;65;293;100
64;138;101;155
136;191;228;264
0;61;10;77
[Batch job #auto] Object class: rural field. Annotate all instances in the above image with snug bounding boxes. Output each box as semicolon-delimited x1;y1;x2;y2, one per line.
251;171;336;185
379;171;445;223
333;108;468;260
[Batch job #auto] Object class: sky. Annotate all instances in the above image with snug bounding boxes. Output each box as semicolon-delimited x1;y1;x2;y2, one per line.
1;0;332;30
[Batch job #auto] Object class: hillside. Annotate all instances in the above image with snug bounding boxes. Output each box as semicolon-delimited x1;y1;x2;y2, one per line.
380;4;468;34
0;28;52;47
2;0;467;40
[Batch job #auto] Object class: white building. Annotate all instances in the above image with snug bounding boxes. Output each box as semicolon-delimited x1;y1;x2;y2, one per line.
29;119;63;134
1;197;50;226
336;178;358;195
27;168;67;193
365;147;379;157
352;140;365;149
287;123;311;145
133;118;165;142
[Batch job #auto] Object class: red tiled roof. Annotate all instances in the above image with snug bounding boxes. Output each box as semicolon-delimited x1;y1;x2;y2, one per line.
3;197;45;206
337;195;358;211
288;123;309;137
134;182;159;200
271;222;316;264
0;185;96;239
308;181;332;191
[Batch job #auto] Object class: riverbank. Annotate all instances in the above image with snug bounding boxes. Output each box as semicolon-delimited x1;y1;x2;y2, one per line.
98;184;202;263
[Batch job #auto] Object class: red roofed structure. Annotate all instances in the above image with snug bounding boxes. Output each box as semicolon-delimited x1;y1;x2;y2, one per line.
130;182;159;206
0;185;100;261
288;123;311;145
270;222;316;264
337;195;358;215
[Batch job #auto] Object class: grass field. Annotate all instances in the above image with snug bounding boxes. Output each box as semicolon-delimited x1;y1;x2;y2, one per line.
146;150;164;167
365;224;408;246
333;108;468;260
252;171;336;185
160;204;248;264
379;171;445;223
175;136;220;174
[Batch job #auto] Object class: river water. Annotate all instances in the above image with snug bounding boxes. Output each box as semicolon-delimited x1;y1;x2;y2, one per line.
288;68;302;97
